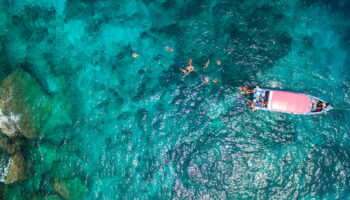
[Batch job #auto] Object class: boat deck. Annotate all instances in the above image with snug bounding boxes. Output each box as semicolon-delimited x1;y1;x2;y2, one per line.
252;88;332;114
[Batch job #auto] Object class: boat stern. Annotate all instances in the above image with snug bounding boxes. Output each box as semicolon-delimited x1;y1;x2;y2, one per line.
324;104;333;112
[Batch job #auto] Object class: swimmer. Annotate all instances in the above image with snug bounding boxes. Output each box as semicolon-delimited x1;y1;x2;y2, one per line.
132;53;139;57
180;69;189;76
188;59;192;65
213;78;218;83
240;86;248;91
240;86;255;94
248;102;255;111
186;65;194;72
216;60;221;65
204;59;210;68
165;46;173;51
244;89;256;94
203;77;209;83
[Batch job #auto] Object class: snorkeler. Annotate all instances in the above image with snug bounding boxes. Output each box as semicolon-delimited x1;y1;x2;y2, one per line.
203;76;209;83
186;65;194;72
240;86;255;94
244;90;255;94
188;59;192;65
165;46;173;51
132;53;139;57
180;68;189;77
240;86;248;94
204;59;210;68
216;60;221;65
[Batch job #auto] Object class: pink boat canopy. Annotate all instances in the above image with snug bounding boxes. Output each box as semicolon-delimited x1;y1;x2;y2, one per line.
270;91;312;114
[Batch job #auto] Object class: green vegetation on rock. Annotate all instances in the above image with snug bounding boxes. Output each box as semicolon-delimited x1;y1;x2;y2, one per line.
51;177;87;200
5;152;28;184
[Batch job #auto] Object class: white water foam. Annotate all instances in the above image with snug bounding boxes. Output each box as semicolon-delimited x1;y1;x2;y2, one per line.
0;154;12;182
0;109;21;137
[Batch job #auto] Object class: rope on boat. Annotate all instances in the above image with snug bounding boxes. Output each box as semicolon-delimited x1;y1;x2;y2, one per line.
333;107;350;111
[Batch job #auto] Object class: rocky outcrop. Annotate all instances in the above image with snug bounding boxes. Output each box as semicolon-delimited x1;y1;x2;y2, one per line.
0;68;73;188
0;68;52;139
51;177;87;200
5;152;28;184
31;143;60;173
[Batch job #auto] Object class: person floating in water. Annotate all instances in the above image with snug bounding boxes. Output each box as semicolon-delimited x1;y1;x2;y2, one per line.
202;76;209;83
164;46;173;51
180;68;189;77
240;86;255;94
186;65;194;72
180;59;195;79
213;78;218;83
188;59;192;66
216;60;221;65
132;53;139;57
204;59;210;68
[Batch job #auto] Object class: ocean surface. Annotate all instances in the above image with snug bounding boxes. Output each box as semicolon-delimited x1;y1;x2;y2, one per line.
0;0;350;199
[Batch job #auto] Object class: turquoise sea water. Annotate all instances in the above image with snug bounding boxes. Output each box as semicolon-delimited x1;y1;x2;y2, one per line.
1;0;350;199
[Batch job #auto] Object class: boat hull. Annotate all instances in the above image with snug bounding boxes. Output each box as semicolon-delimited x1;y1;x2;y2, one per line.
252;88;333;115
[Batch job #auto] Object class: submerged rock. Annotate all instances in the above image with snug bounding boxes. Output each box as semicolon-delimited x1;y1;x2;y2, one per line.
0;137;9;150
23;54;59;95
31;194;62;200
0;137;20;154
0;184;4;200
32;143;60;173
5;152;28;184
0;68;52;139
51;177;87;200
